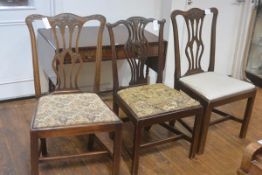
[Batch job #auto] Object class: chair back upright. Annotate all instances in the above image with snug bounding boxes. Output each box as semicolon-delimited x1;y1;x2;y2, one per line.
107;17;165;94
26;13;106;97
171;8;218;88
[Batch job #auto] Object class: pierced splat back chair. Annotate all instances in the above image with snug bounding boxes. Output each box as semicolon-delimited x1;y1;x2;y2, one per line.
171;8;257;154
26;13;122;175
107;17;203;175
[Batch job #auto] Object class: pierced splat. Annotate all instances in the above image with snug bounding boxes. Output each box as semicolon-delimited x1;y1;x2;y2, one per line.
184;10;205;75
108;17;165;87
124;17;152;85
26;14;106;95
171;8;218;86
48;14;86;90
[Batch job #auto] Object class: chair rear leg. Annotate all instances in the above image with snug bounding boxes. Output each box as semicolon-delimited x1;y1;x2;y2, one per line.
112;125;122;175
40;138;47;156
189;110;202;158
30;132;39;175
87;134;95;150
198;105;212;154
113;102;119;116
110;102;119;140
169;120;176;127
239;96;256;138
144;125;152;131
131;123;142;175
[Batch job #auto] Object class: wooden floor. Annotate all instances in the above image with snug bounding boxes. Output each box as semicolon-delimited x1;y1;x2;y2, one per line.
0;88;261;175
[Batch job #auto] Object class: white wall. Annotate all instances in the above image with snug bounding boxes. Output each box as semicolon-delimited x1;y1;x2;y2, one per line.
160;0;173;40
0;0;54;100
163;0;187;87
54;0;162;21
0;0;165;100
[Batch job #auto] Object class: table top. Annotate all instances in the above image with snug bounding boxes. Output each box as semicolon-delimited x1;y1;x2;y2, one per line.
38;26;160;49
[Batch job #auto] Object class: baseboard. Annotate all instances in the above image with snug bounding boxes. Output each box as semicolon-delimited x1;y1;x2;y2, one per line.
0;80;35;101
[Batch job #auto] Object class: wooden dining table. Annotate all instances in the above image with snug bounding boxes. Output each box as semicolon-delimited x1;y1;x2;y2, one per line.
36;26;167;95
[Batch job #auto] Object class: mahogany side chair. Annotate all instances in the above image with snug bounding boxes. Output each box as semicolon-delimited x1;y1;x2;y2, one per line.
171;8;257;154
107;17;203;175
26;13;122;175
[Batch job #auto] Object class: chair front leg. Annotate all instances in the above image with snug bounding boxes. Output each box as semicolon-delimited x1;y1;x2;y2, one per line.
112;125;122;175
197;104;212;154
131;122;142;175
189;109;202;158
110;100;119;141
239;95;256;138
30;132;39;175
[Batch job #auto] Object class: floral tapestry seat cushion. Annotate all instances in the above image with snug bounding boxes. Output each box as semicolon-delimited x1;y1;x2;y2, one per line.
117;83;200;118
32;93;120;129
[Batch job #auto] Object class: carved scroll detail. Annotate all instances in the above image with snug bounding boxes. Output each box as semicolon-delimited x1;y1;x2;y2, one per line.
171;8;218;83
48;14;85;90
124;17;151;85
26;13;106;95
184;12;205;75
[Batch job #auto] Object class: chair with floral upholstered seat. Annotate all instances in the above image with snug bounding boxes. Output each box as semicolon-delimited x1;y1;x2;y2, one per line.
107;16;203;175
26;13;122;175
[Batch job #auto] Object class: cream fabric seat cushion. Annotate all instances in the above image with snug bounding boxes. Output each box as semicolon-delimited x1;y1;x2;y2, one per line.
180;72;255;101
33;93;120;129
117;83;200;118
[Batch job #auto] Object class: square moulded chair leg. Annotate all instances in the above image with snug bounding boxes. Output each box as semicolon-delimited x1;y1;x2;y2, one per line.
30;131;39;175
87;134;95;151
169;120;176;128
239;96;256;138
131;123;142;175
197;105;213;154
189;109;202;158
113;101;120;116
112;124;122;175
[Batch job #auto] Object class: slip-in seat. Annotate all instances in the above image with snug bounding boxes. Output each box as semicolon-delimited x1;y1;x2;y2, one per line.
180;72;255;101
117;83;200;118
33;93;120;129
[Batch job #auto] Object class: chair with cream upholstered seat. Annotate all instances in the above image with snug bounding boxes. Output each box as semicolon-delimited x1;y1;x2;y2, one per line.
26;13;122;175
171;8;257;154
